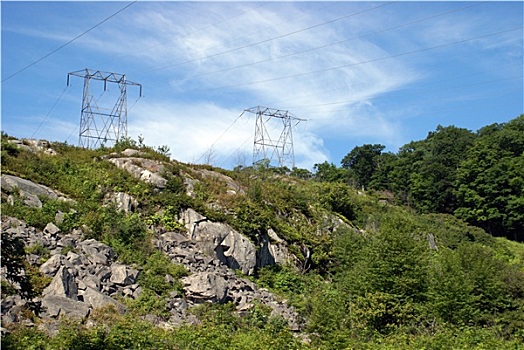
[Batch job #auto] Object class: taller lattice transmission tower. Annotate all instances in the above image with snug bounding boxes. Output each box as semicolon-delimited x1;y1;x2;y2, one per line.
67;69;142;148
244;106;305;169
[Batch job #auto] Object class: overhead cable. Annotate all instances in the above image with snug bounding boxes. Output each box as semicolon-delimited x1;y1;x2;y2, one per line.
184;1;486;81
2;0;137;82
204;26;523;91
142;1;397;74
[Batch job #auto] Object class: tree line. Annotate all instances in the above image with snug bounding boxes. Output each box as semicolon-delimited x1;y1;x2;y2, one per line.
313;115;524;241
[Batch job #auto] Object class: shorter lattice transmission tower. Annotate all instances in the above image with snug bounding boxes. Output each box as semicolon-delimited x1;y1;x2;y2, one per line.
244;106;305;169
67;69;142;148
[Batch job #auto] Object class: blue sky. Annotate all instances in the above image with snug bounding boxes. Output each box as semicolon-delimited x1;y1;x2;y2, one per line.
2;1;523;170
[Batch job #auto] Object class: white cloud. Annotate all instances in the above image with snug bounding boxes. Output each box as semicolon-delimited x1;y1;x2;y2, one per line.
9;2;518;168
115;3;422;167
127;99;330;170
128;100;252;165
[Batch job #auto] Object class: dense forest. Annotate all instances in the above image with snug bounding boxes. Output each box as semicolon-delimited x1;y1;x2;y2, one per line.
1;115;523;349
314;115;524;241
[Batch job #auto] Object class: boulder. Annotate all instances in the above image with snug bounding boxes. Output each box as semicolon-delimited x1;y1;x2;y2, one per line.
39;254;64;276
140;170;167;188
217;230;256;275
10;139;58;155
78;239;116;262
107;158;167;188
43;266;78;299
180;208;207;233
65;251;83;265
105;192;138;213
44;223;60;236
181;208;257;275
0;175;72;206
120;148;142;157
257;232;292;268
79;287;126;314
41;295;90;319
160;231;191;246
195;169;245;195
267;228;284;244
110;264;139;285
190;221;230;256
22;193;43;207
182;272;228;303
87;252;110;266
1;175;57;200
182;176;199;198
80;274;101;291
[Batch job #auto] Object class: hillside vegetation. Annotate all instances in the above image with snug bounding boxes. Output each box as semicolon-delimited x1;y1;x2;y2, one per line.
1;115;523;349
317;115;524;241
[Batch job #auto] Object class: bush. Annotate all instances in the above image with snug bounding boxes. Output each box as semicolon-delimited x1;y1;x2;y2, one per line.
139;251;188;296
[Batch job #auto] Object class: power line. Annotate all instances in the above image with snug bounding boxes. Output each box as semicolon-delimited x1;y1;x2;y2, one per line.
66;126;78;144
196;111;246;164
31;85;71;139
2;1;137;83
281;75;521;112
173;1;508;111
99;2;272;68
203;26;523;92
272;58;521;109
182;1;486;82
301;86;523;121
142;1;397;74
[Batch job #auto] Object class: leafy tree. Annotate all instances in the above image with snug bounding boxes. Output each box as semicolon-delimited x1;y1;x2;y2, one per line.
313;161;346;182
289;167;312;180
369;151;398;190
412;125;476;213
341;144;385;189
387;140;425;206
455;115;524;240
386;126;475;213
427;243;518;326
317;182;359;221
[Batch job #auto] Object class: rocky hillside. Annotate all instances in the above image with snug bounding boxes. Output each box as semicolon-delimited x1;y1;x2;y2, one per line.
1;139;303;331
1;135;523;349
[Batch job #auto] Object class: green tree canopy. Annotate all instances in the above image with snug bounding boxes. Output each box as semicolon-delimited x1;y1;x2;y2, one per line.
313;161;347;183
341;144;385;189
455;115;524;240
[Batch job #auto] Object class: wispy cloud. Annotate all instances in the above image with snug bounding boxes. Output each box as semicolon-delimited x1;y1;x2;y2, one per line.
3;1;520;168
115;3;422;168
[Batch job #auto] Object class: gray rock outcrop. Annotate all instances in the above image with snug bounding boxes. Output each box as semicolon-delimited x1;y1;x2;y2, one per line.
2;219;129;322
3;213;303;332
154;228;302;330
257;231;293;267
80;286;126;313
194;169;245;196
181;208;256;275
8;139;58;155
43;266;78;299
217;230;257;275
107;157;167;188
41;296;91;319
181;272;228;303
104;192;138;213
1;175;73;208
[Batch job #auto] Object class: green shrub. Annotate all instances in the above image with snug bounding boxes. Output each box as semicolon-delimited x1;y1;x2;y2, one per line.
139;251;188;296
146;206;184;231
24;263;52;296
1;326;49;350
